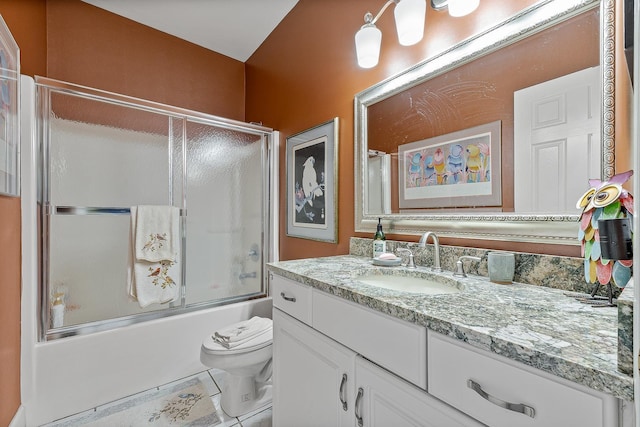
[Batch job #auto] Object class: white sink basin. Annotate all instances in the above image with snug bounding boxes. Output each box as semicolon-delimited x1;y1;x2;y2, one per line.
356;273;462;295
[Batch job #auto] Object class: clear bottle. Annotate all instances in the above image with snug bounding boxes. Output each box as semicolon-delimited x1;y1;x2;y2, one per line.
372;218;386;258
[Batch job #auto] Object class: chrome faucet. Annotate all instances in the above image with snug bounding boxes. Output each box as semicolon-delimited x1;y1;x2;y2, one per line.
395;247;416;268
419;232;442;272
454;256;481;277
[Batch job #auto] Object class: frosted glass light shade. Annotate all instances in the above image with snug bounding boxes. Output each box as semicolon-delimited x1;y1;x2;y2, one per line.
447;0;480;17
355;24;382;68
394;0;426;46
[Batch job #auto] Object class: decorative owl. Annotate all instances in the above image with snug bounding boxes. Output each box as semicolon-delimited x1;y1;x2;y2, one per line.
576;170;634;306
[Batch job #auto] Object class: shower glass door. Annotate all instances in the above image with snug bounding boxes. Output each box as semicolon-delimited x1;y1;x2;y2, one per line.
183;120;265;306
37;77;272;340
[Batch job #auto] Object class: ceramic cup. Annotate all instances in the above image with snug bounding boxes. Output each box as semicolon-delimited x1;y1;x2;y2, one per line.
488;251;515;284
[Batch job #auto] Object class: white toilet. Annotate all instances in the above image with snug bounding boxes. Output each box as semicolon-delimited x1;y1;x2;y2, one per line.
200;318;273;417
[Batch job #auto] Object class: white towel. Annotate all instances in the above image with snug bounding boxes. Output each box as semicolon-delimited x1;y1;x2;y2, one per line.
128;205;181;308
134;205;180;262
213;317;272;349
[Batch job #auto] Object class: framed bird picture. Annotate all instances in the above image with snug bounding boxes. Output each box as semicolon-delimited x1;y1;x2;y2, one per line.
397;120;502;210
286;117;339;243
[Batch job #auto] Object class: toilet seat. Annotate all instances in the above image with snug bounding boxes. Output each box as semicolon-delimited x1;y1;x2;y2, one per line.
202;328;272;355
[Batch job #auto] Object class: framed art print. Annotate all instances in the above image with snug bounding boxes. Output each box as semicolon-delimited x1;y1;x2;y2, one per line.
286;118;338;242
398;120;501;209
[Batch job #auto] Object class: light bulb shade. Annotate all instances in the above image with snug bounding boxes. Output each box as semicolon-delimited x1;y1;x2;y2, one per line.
355;24;382;68
394;0;426;46
447;0;480;17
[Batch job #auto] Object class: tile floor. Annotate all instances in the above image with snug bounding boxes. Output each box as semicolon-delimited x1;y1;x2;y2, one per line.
42;369;272;427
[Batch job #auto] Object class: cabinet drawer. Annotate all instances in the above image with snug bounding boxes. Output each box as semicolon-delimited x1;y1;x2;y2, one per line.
428;332;618;427
313;290;426;389
270;273;312;325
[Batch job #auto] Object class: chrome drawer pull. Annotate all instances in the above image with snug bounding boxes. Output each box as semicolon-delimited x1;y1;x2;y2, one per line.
467;379;535;418
339;373;348;411
280;292;296;302
355;387;364;427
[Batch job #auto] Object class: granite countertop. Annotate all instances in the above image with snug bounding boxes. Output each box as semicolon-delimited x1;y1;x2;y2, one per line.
267;255;633;401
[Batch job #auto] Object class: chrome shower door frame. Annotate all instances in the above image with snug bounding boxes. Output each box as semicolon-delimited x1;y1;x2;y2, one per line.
35;76;275;341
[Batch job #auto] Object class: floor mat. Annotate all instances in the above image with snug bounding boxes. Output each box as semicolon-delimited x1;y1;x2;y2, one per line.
51;377;220;427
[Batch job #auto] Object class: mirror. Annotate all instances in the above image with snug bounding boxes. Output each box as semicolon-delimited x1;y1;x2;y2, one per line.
355;0;617;245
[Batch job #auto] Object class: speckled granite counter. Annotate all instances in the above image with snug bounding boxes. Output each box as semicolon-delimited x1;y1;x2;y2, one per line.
267;254;633;402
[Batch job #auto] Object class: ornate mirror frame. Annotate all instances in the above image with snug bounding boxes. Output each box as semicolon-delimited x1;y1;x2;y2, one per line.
354;0;616;245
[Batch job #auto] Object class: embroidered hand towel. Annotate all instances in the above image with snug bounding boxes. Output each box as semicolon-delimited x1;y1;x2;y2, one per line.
128;257;181;308
128;206;181;308
134;205;180;262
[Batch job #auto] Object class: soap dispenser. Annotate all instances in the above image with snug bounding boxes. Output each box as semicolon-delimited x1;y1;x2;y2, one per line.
373;218;386;258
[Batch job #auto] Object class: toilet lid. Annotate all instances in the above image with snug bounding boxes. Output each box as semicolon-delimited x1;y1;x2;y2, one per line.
202;328;273;355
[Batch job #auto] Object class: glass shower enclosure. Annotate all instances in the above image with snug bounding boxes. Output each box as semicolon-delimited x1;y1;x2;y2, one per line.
36;77;274;340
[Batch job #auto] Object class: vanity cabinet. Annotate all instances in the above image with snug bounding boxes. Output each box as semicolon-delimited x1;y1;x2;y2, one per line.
270;272;622;427
273;308;482;427
271;273;481;427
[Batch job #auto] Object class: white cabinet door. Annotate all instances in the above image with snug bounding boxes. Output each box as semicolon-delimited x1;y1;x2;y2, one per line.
273;308;356;427
354;357;483;427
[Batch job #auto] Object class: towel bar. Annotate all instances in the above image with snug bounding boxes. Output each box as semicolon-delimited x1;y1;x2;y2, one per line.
51;205;186;216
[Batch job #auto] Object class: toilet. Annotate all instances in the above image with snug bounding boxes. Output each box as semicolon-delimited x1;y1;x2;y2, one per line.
200;318;273;417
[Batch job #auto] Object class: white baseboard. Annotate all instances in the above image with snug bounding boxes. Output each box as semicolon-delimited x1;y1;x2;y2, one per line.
9;405;26;427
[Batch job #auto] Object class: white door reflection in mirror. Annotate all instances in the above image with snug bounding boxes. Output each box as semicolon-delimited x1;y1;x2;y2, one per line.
514;66;601;214
368;151;391;215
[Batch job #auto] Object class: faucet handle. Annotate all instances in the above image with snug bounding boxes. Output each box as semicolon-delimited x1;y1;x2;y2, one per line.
454;255;481;277
396;248;416;269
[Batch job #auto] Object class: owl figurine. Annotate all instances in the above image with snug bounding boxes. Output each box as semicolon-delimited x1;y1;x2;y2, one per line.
576;170;634;306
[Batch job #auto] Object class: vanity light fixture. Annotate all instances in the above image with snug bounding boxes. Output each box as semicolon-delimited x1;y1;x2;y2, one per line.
445;0;480;17
355;0;480;68
355;0;427;68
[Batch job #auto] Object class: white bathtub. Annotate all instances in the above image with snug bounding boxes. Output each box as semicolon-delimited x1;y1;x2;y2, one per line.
22;298;272;426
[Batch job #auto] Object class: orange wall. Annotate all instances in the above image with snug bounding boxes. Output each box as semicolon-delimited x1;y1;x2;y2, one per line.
244;0;570;260
0;197;23;427
46;0;246;120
